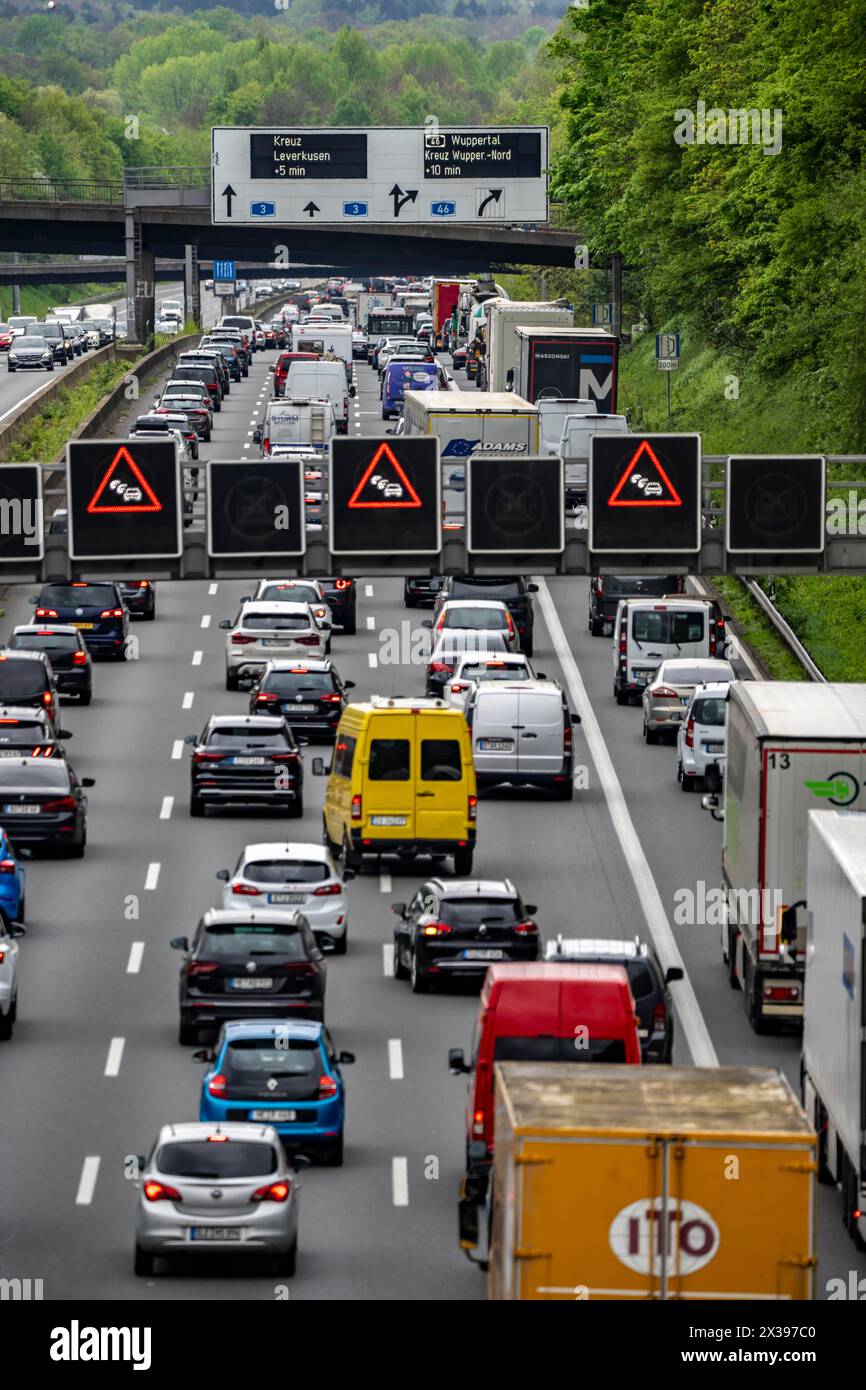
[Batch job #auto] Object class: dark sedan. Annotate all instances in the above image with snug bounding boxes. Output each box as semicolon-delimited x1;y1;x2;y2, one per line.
0;757;92;856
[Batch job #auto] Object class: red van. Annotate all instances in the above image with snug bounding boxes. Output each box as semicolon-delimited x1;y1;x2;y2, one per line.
448;963;641;1168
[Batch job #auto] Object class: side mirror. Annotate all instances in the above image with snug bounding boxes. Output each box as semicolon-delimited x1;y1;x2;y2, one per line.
183;733;197;745
252;428;263;444
81;777;95;788
218;619;232;630
28;595;38;605
311;757;329;776
524;904;538;915
237;678;254;691
191;1049;213;1063
343;679;355;690
349;385;357;398
338;1050;356;1065
16;848;32;860
170;936;189;952
296;735;310;747
458;1191;481;1253
386;428;394;434
665;966;684;984
421;619;432;629
571;712;582;725
527;583;539;593
59;730;73;740
215;869;229;881
448;1047;468;1075
390;902;406;917
534;672;547;681
268;363;275;372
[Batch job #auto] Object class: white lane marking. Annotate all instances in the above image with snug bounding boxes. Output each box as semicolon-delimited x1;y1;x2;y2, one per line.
208;583;219;595
182;691;194;709
380;871;392;893
246;431;254;437
368;652;378;669
366;615;375;630
535;578;718;1068
144;862;161;891
383;943;394;975
104;1037;125;1077
243;443;250;450
159;796;174;821
192;650;203;666
0;379;57;423
688;576;762;680
126;942;145;974
75;1156;101;1205
171;739;184;760
388;1039;404;1080
200;614;211;629
392;1157;409;1206
365;584;374;597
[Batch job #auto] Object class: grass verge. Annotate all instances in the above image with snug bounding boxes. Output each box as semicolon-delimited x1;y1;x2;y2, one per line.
6;360;129;463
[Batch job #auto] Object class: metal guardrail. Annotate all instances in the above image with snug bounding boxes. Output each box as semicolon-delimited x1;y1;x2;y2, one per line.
124;166;210;191
0;178;123;205
740;579;826;682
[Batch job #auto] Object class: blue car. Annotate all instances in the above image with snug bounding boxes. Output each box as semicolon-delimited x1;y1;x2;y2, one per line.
382;360;437;419
196;1019;355;1166
33;580;129;660
0;828;26;923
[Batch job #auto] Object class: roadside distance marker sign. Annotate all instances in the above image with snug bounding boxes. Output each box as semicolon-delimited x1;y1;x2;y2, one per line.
607;439;683;507
347;442;422;509
86;445;163;514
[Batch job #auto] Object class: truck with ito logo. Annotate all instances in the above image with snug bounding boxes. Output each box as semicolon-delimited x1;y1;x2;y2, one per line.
483;1064;815;1301
709;682;866;1034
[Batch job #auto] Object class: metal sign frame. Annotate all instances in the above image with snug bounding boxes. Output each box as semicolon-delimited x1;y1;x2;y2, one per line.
328;436;442;556
588;432;702;555
206;458;306;559
725;453;827;555
67;440;182;561
0;462;44;563
466;454;565;555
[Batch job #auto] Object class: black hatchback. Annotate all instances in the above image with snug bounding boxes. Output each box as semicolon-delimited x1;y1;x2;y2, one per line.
0;706;71;759
435;576;539;656
0;756;93;856
391;878;540;993
544;935;683;1063
186;715;304;818
172;908;327;1043
243;660;354;742
8;625;92;704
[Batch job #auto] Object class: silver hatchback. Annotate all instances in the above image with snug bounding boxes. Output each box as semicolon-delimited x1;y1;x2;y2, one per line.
134;1121;307;1277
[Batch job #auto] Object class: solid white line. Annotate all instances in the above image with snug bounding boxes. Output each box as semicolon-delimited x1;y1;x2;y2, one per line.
368;652;378;669
126;941;145;974
104;1037;125;1077
75;1156;100;1205
392;1157;409;1206
200;614;211;629
144;862;161;891
535;578;718;1068
388;1039;404;1080
171;739;184;760
0;378;54;423
192;650;203;666
182;691;194;709
159;796;173;820
366;615;375;630
208;583;219;596
365;584;374;597
380;871;392;893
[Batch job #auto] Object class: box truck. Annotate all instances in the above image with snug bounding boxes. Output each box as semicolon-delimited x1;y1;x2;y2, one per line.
802;809;866;1249
432;280;461;334
515;325;618;413
483;301;573;394
482;1063;815;1300
713;682;866;1033
357;292;393;330
402;389;539;489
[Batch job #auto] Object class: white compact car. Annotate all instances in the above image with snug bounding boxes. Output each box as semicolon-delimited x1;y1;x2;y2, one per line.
220;601;328;690
676;682;730;792
218;841;353;953
444;651;540;710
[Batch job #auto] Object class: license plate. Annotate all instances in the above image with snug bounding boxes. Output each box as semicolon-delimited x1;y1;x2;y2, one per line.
70;621;94;630
706;742;725;753
371;815;406;826
269;893;305;904
477;739;513;752
3;803;39;814
633;671;654;684
190;1227;242;1242
231;756;265;766
260;639;285;647
250;1109;297;1122
286;704;317;714
463;948;504;960
229;977;274;990
0;749;27;757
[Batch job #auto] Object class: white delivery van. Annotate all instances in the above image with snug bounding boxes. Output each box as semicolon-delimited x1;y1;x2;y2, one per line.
402;389;539;489
284;361;351;434
465;680;577;800
537;398;597;454
560;411;629;507
612;596;725;705
256;397;336;454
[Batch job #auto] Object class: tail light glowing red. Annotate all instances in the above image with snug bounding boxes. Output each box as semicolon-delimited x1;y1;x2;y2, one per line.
231;883;261;896
468;795;477;821
251;1181;291;1203
334;579;351;591
72;651;87;666
313;881;342;896
351;793;362;820
317;1074;338;1099
41;795;75;812
144;1181;181;1202
685;718;695;748
514;921;537;936
0;859;16;873
100;609;123;619
207;1073;227;1096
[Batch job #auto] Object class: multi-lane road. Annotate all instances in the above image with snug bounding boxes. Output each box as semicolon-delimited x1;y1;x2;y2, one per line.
0;328;860;1300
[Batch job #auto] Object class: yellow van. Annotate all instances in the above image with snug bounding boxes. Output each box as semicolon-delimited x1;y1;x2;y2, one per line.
313;697;477;874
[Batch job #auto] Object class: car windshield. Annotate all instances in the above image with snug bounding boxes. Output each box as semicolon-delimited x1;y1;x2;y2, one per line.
15;338;48;349
241;613;310;631
242;859;328;884
692;697;727;726
443;608;507;631
155;1140;277;1179
40;584;114;608
202;925;305;959
224;1039;319;1079
206;727;290;748
259;585;320;604
494;1037;627;1062
11;632;78;653
0;761;68;788
262;671;334;694
0;662;47;697
633;609;705;643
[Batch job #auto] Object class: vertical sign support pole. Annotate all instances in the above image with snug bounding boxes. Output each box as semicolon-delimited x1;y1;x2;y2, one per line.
185;245;201;329
666;369;671;419
611;252;622;343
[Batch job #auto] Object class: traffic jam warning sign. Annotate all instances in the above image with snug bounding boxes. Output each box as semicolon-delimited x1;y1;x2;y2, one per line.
589;433;701;554
330;437;440;554
207;459;305;558
726;455;826;555
467;455;564;555
67;440;182;560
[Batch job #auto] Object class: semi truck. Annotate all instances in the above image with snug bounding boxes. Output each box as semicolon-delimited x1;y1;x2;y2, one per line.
483;300;573;393
712;681;866;1033
402;389;539;490
515;325;619;413
802;809;866;1249
481;1062;815;1300
368;308;414;342
357;292;393;331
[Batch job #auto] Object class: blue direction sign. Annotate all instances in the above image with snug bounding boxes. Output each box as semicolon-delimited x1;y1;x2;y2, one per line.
214;259;236;280
431;201;457;218
250;201;276;218
343;201;368;217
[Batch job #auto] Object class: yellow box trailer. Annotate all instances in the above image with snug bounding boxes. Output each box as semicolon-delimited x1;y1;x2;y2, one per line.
489;1064;816;1301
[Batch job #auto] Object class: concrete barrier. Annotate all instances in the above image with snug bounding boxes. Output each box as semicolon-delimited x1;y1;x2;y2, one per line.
0;344;116;461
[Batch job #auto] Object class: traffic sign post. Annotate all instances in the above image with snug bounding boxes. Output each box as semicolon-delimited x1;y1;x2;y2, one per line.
726;455;826;555
0;464;43;563
212;126;548;225
467;455;564;555
329;437;441;556
655;332;680;417
207;459;305;559
589;434;701;555
592;303;613;327
67;440;182;561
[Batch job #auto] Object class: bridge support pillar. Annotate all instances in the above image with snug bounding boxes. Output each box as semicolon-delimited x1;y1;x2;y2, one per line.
125;210;155;344
184;244;201;329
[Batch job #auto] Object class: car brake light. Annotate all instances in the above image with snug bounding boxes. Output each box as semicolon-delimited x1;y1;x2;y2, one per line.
0;950;5;963
422;923;452;936
139;580;150;589
763;984;800;1001
317;1074;338;1099
144;1181;181;1202
251;1181;291;1203
563;724;573;751
296;634;320;646
685;718;695;748
100;609;123;618
320;693;343;704
72;651;87;666
256;692;279;703
334;579;351;590
42;691;53;706
472;1109;485;1135
506;613;515;637
313;881;341;896
193;751;223;763
207;1073;228;1096
351;793;362;820
468;795;477;820
42;795;75;812
35;609;57;618
188;961;219;975
514;921;537;935
231;883;262;896
0;859;16;873
653;687;679;698
232;634;255;644
652;1002;667;1030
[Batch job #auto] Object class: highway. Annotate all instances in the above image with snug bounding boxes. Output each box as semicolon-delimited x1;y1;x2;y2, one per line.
0;331;860;1301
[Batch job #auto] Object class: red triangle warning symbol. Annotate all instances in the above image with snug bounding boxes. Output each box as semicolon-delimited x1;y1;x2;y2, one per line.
608;439;682;507
347;442;422;510
86;446;163;514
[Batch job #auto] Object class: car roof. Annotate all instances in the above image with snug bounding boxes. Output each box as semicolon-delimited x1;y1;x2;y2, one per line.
440;598;508;610
261;659;332;673
473;679;560;695
201;907;305;928
658;658;734;673
240;842;330;863
156;1121;277;1144
255;578;324;591
205;714;286;730
12;624;80;636
425;877;516;897
689;682;732;698
239;601;312;616
544;936;651;962
219;1019;324;1043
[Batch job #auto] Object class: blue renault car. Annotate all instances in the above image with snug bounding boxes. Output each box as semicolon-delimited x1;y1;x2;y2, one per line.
0;827;26;924
381;360;437;420
32;580;129;660
195;1019;355;1165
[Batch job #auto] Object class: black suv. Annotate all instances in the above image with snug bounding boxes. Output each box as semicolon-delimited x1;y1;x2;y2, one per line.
32;580;128;659
185;715;304;818
31;320;72;364
588;574;684;637
391;878;540;993
172;907;327;1043
0;650;59;723
435;576;538;656
544;935;683;1063
243;659;354;742
404;575;445;608
7;625;92;704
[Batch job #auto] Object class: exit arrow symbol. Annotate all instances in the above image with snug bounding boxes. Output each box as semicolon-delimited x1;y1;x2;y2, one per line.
478;189;502;217
389;184;418;218
221;184;236;217
303;201;320;218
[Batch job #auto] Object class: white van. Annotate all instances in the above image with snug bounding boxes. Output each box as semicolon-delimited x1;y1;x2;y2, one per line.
256;397;336;454
612;596;726;705
537;397;596;454
284;361;352;434
561;412;629;507
465;680;577;800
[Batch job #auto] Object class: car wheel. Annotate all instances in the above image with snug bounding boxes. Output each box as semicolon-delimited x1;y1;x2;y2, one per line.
189;796;205;818
143;605;155;621
524;638;533;658
134;1245;155;1277
286;796;303;818
0;1003;13;1040
79;689;92;706
342;834;362;874
643;718;659;745
727;924;741;989
204;427;212;442
7;365;14;372
68;833;86;859
331;933;347;956
323;1135;344;1167
404;595;417;608
393;938;409;980
590;614;604;636
18;896;25;922
410;951;429;993
115;644;128;662
453;846;474;875
342;613;356;635
615;683;628;706
555;779;574;801
225;669;238;691
275;1240;297;1277
178;1020;198;1045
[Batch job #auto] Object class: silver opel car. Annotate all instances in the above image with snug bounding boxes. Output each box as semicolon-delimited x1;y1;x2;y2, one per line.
134;1121;307;1276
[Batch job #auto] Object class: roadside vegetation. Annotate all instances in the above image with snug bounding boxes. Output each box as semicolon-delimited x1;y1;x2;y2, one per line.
6;360;129;464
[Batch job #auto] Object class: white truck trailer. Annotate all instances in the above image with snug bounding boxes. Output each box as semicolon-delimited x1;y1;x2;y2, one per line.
483;300;573;393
